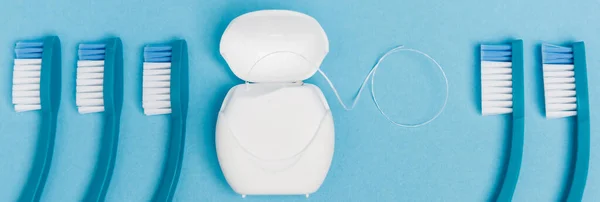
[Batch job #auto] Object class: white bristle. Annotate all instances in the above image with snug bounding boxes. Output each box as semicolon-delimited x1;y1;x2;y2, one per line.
143;81;170;88
78;60;105;66
15;104;42;112
14;65;41;71
482;74;512;80
543;63;577;119
482;94;513;101
15;59;43;65
13;70;41;78
544;77;575;84
143;101;171;108
143;62;171;69
77;79;103;86
143;88;170;95
143;69;171;76
482;101;513;108
543;64;574;71
546;111;577;118
482;108;513;115
545;90;576;97
546;97;577;104
13;84;40;91
77;72;104;79
77;92;103;99
145;75;170;81
13;78;41;84
481;61;511;68
481;61;513;116
13;97;41;104
481;67;512;74
13;59;42;112
544;83;575;90
544;71;575;77
546;103;577;111
76;98;104;106
76;60;104;114
482;80;512;87
143;62;171;116
144;108;172;116
482;87;512;94
77;85;103;93
143;94;170;101
77;67;104;73
78;106;105;114
13;90;40;97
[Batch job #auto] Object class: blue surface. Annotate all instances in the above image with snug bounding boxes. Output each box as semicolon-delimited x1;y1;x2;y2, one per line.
0;0;598;201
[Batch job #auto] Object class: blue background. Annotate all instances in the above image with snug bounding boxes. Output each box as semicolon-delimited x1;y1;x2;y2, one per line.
0;0;598;201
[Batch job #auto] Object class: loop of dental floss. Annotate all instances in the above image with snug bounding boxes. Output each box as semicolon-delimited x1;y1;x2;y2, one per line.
318;45;448;127
247;45;449;127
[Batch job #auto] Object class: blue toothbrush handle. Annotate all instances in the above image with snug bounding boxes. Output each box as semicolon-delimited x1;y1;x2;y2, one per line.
83;114;120;202
567;118;590;202
18;113;57;202
152;118;186;202
496;116;524;202
566;42;590;202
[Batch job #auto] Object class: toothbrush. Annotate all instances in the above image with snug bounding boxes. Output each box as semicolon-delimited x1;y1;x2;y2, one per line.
542;42;590;202
77;38;123;202
480;40;524;201
143;40;189;201
14;36;61;202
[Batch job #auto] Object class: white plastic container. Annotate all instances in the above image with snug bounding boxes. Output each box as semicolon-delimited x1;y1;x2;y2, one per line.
216;10;335;197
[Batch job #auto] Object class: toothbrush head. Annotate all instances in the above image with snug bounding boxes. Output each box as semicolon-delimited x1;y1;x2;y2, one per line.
542;44;577;118
13;41;45;112
76;43;107;114
143;45;172;115
481;44;513;115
